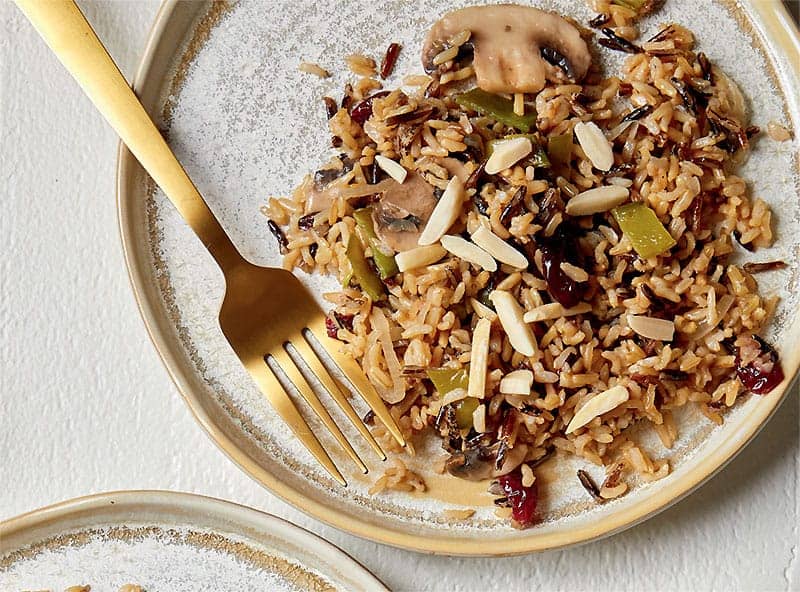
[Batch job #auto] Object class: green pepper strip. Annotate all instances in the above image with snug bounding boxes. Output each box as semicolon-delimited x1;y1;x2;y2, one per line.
345;234;385;301
487;135;550;168
353;208;399;279
547;133;572;166
454;88;537;133
612;203;677;259
426;367;477;429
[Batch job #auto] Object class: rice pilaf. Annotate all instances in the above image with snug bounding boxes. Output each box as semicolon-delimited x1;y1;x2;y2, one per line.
267;2;785;528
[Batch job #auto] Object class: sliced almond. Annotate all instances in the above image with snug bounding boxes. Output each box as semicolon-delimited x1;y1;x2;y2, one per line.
499;369;534;395
559;261;589;282
523;302;592;323
470;297;498;322
473;403;487;433
471;225;528;269
565;185;629;216
442;387;469;406
489;290;538;357
374;154;408;183
418;176;465;246
566;384;630;434
468;318;492;399
485;137;532;175
441;235;497;271
395;244;447;272
574;121;614;171
628;314;675;341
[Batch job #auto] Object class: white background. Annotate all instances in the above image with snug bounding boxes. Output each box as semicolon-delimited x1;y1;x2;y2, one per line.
1;2;798;590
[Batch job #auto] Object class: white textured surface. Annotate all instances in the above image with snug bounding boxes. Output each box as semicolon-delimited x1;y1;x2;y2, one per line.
0;1;798;591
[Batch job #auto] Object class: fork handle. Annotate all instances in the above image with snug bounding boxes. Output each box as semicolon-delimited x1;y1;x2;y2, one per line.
17;0;242;271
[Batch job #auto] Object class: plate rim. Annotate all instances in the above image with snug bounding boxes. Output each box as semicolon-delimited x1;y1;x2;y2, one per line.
115;0;800;556
0;489;389;592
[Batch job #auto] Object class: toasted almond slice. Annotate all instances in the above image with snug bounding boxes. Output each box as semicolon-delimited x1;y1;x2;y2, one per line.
559;261;589;282
473;403;487;433
628;314;675;341
374;154;408;183
468;318;492;399
489;290;538;357
395;244;447;272
523;302;592;323
418;176;465;246
471;225;528;269
574;121;614;171
499;369;534;395
565;185;629;216
485;137;532;175
470;297;498;322
442;387;469;406
566;384;630;434
441;235;497;271
521;463;536;487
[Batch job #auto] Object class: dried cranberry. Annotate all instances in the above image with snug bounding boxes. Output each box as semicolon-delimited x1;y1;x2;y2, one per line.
325;317;339;339
538;241;583;308
736;336;784;395
349;91;391;126
497;471;538;528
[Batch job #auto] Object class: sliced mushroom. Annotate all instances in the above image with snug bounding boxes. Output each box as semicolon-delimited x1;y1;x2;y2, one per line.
422;5;591;94
439;157;471;184
445;443;529;481
304;159;356;214
371;172;438;252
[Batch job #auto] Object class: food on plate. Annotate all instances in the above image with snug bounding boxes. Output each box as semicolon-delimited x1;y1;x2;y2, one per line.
267;2;785;528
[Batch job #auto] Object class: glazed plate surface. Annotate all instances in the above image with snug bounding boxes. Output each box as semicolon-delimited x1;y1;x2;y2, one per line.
0;491;387;591
117;0;800;554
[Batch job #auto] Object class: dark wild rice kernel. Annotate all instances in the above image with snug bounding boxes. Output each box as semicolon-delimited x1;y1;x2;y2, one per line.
577;469;602;501
322;96;338;120
541;47;575;79
743;261;787;273
267;220;288;253
332;311;355;331
298;214;315;230
500;186;526;227
380;42;402;79
589;13;611;28
308;243;318;259
732;229;755;252
660;369;689;381
621;104;653;123
745;125;761;138
698;52;713;82
599;28;642;54
363;409;376;425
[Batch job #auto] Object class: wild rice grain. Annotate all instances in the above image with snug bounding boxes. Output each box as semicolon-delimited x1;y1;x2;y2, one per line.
767;121;792;142
298;61;330;78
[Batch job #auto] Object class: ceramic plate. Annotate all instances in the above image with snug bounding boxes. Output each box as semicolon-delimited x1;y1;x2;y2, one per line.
0;491;387;591
117;0;800;554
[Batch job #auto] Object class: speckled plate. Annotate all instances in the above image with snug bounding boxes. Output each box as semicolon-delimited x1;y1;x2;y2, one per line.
117;0;800;554
0;491;388;591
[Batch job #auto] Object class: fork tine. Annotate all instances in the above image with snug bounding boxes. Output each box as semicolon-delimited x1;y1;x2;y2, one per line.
293;335;387;461
307;321;406;448
271;348;368;474
248;357;346;486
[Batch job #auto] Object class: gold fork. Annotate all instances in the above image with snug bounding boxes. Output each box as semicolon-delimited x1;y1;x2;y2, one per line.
18;0;405;485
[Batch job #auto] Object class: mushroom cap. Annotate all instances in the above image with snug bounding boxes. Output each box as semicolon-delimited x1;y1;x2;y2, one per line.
371;172;437;252
422;4;591;94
